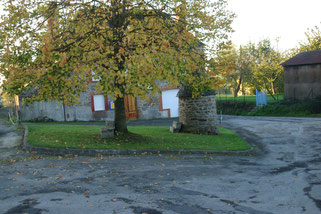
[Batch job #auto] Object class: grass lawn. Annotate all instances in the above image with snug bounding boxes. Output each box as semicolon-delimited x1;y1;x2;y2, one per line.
27;125;250;151
249;99;321;117
215;94;321;117
216;94;284;103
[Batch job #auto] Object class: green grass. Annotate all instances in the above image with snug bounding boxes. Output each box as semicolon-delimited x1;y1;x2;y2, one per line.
249;99;321;117
216;94;284;103
27;125;250;151
217;101;255;115
217;98;321;117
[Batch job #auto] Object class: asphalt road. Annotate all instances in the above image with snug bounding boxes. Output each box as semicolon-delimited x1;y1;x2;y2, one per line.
0;116;321;214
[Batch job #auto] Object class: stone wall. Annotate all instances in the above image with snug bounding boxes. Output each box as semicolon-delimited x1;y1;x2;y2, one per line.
135;80;175;120
0;107;9;118
284;64;321;99
20;83;114;122
136;94;168;120
179;95;218;134
19;81;172;121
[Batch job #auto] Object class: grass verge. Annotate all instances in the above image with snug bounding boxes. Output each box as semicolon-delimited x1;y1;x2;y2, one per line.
217;98;321;117
249;99;321;117
216;94;284;104
27;125;250;151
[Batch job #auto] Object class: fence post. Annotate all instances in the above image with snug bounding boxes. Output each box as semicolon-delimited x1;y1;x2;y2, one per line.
256;89;258;106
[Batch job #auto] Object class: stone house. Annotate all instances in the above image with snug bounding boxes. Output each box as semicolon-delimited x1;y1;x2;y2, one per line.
19;77;180;121
281;50;321;100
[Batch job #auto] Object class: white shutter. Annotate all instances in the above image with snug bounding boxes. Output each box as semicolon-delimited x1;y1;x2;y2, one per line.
93;95;105;111
162;89;179;117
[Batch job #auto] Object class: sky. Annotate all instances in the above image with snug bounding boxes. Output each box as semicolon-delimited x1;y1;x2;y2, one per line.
0;0;321;52
227;0;321;51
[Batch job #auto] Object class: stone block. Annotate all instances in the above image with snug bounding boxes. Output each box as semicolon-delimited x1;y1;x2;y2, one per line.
172;121;182;129
101;127;114;138
105;120;115;128
169;126;181;133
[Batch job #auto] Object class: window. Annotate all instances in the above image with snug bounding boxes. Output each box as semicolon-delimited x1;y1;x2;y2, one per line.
91;94;108;112
91;71;101;82
93;95;105;111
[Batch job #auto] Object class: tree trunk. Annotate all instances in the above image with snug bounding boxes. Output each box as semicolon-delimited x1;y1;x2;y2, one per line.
270;81;275;94
233;88;239;97
233;74;243;97
114;97;128;134
265;83;277;101
62;100;67;122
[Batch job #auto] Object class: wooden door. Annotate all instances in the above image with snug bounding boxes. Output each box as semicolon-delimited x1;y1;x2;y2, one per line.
125;95;138;120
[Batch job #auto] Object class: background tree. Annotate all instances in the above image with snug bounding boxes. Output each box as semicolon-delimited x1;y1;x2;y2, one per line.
249;39;285;98
215;43;253;97
216;39;285;98
0;0;234;133
299;24;321;51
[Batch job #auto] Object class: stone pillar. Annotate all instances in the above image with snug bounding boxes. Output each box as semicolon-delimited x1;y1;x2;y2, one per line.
178;89;218;135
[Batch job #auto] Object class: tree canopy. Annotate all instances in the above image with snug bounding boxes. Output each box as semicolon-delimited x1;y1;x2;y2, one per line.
0;0;234;132
299;24;321;52
215;39;285;98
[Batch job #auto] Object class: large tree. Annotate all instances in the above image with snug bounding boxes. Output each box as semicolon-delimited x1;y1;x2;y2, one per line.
0;0;234;133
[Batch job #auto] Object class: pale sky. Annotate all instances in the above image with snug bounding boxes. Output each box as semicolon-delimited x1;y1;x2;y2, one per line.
1;1;321;51
227;0;321;51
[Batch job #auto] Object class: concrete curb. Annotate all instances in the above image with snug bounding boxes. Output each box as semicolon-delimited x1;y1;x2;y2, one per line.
22;125;255;157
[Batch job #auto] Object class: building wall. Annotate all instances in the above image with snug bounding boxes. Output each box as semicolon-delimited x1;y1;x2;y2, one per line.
133;80;178;119
20;83;115;121
20;81;177;121
284;64;321;99
136;94;168;120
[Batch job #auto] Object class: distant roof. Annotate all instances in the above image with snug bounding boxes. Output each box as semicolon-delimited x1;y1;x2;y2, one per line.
281;50;321;67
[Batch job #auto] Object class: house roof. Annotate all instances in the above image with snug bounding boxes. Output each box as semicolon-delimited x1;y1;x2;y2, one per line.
281;50;321;67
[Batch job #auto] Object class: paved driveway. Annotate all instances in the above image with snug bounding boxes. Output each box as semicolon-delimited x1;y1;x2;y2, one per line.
0;116;321;214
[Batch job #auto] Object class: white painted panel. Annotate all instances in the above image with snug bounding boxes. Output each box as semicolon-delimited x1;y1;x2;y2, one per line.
94;95;105;111
162;89;179;118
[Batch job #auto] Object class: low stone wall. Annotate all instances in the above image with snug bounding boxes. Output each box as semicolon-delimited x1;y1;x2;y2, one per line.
179;95;218;134
0;107;9;117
